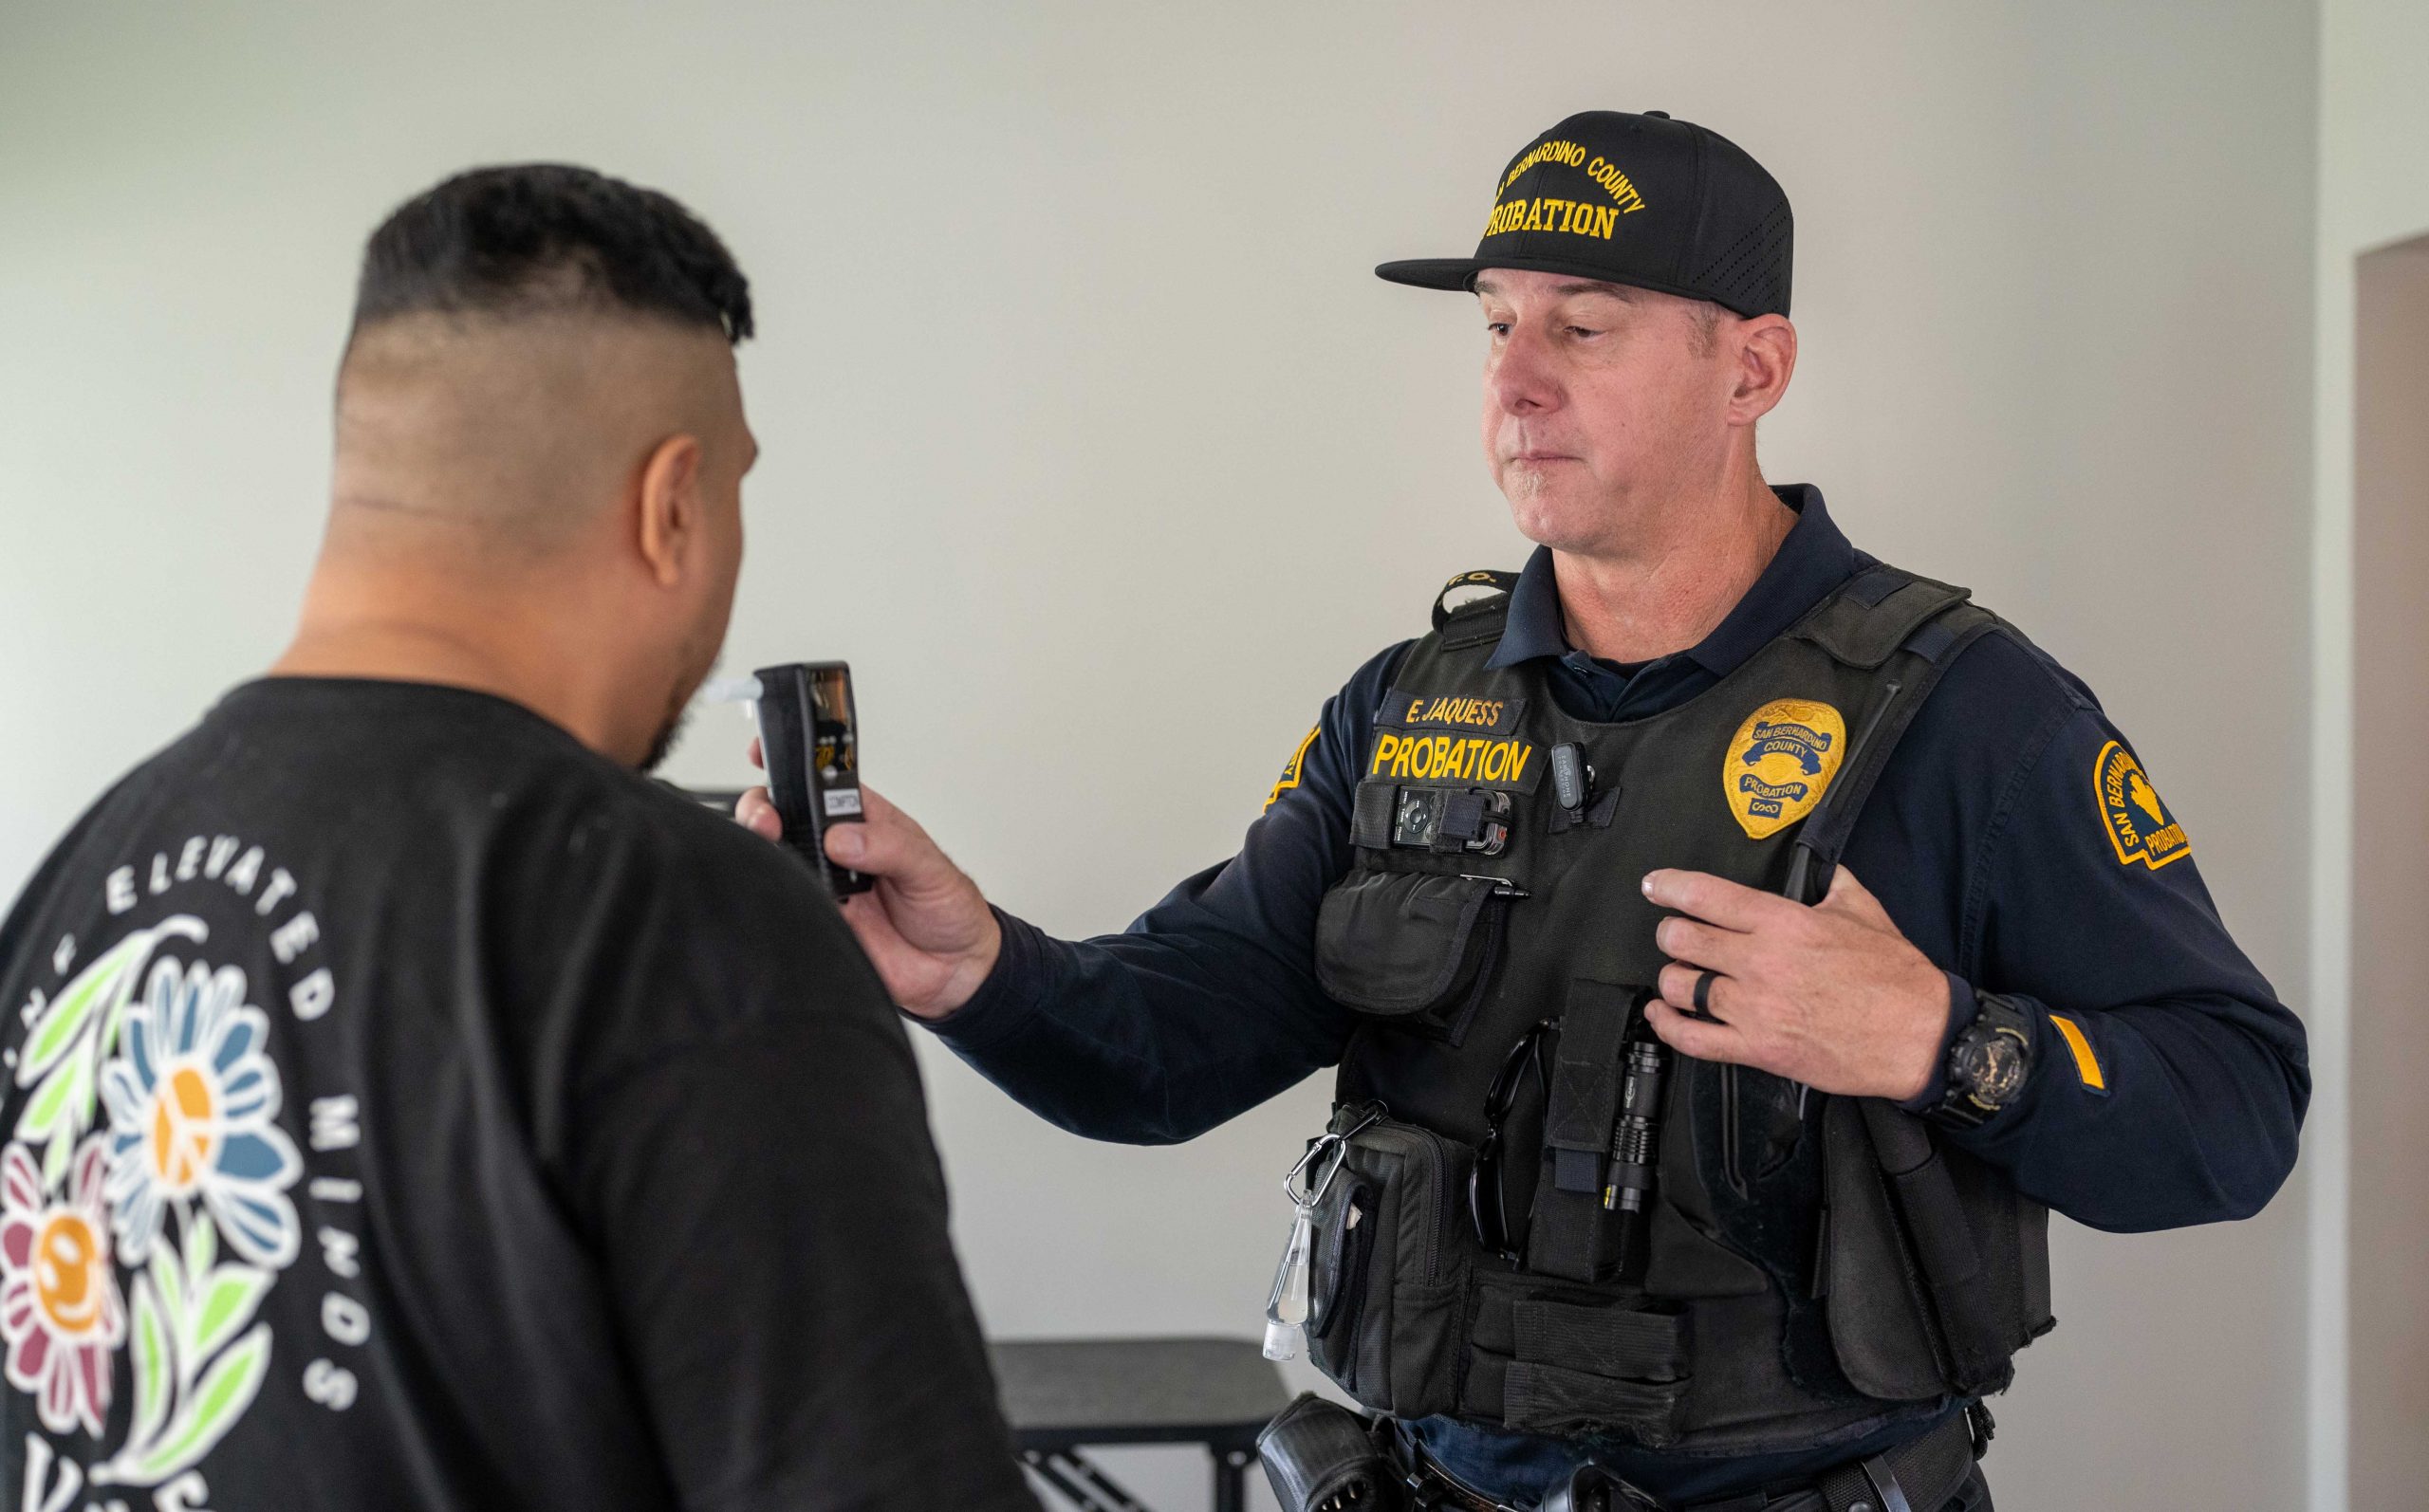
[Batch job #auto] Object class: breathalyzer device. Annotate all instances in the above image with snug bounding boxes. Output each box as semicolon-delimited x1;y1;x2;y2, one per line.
751;661;872;896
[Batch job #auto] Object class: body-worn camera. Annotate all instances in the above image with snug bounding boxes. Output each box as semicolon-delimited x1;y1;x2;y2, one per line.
1390;785;1510;855
752;661;873;897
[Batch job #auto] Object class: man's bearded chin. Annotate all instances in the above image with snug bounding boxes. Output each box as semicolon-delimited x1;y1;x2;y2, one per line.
640;702;691;774
640;643;722;774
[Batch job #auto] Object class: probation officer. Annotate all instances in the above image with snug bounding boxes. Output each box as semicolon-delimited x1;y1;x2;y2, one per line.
741;111;2308;1510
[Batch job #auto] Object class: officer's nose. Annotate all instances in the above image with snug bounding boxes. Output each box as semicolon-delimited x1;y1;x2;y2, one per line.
1488;323;1563;415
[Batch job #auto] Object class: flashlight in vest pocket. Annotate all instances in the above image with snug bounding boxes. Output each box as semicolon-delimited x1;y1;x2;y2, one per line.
1603;1023;1671;1282
749;662;873;897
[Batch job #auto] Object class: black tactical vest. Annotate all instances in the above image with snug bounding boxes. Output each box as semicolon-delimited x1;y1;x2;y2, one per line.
1299;563;2054;1456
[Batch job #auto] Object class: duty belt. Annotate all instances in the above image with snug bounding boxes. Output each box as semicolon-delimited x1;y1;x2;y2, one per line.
1400;1405;1991;1512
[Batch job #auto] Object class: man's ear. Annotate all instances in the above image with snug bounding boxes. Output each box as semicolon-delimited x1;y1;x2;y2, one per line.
635;433;704;587
1728;316;1798;427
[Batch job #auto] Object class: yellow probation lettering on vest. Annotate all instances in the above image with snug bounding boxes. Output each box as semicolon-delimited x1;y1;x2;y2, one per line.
1370;731;1535;786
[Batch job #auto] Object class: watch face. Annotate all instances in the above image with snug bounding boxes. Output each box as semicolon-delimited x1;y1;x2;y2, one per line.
1967;1033;2028;1105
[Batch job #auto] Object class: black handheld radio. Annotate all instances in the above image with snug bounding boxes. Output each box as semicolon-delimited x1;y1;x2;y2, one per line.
751;661;873;896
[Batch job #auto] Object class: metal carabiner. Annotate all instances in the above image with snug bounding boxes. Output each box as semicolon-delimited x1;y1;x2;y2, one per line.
1283;1108;1380;1209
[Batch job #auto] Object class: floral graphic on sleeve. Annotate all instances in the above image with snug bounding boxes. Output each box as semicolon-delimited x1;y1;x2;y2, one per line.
100;959;303;1270
1;1136;125;1436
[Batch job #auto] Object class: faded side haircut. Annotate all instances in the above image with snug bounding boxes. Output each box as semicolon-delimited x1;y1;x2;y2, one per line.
350;164;752;344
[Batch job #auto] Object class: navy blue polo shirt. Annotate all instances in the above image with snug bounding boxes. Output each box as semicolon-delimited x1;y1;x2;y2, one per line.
929;485;2308;1502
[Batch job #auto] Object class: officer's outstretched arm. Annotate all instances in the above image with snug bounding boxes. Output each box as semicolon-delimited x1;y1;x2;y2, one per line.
732;641;1400;1145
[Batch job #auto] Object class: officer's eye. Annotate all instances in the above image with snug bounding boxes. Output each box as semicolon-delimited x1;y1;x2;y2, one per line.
1484;321;1512;337
1565;325;1603;340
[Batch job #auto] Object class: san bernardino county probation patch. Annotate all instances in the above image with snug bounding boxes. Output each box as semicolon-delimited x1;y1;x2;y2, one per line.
2094;740;2190;870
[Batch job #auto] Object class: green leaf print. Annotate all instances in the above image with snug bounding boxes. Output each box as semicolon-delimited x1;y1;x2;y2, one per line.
127;1275;172;1449
100;1322;271;1485
188;1266;271;1364
28;1055;91;1189
183;1204;216;1286
149;1246;190;1385
16;930;152;1084
18;1048;82;1140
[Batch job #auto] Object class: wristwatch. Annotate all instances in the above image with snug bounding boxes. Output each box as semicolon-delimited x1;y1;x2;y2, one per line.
1933;992;2034;1129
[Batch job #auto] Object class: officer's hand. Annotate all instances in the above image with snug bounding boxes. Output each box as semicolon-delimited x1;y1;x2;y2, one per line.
736;740;1002;1020
1639;866;1948;1102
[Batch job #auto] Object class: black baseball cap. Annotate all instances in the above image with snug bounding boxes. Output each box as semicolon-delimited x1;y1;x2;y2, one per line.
1377;110;1792;319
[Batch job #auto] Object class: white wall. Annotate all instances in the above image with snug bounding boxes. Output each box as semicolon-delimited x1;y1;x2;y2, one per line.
2312;5;2429;1509
0;5;2320;1508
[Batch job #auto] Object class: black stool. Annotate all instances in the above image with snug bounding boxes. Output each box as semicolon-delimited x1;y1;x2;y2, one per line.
990;1337;1293;1512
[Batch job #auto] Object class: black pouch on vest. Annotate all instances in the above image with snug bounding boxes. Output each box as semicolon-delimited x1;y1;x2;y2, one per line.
1307;1104;1472;1418
1315;869;1517;1042
1461;1276;1693;1446
1816;1096;2051;1401
1523;981;1647;1283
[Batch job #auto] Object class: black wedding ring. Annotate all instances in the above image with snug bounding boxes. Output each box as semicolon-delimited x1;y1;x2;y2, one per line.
1690;968;1722;1023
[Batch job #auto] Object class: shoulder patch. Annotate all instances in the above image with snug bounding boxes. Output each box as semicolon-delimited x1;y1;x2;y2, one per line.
1266;725;1320;810
1725;698;1846;839
2093;740;2190;870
